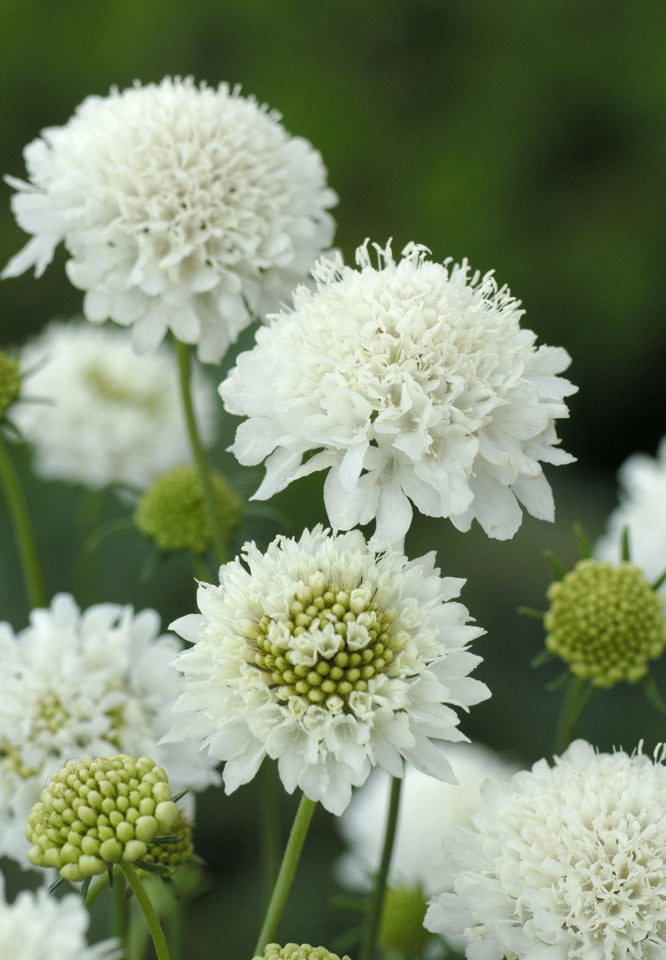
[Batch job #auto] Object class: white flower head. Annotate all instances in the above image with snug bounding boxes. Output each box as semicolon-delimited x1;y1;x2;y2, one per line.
425;739;666;960
595;436;666;600
337;742;517;897
0;594;220;869
3;77;337;363
13;320;216;490
220;241;577;548
165;525;489;816
0;869;120;959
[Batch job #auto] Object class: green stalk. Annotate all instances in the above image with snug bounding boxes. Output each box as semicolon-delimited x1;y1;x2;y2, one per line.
260;762;281;909
253;793;317;955
553;675;594;754
119;860;171;960
359;775;402;960
175;340;227;567
0;431;47;608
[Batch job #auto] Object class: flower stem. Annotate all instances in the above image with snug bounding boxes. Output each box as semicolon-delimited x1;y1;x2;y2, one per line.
253;792;317;955
260;762;281;909
553;675;594;754
359;775;403;960
175;340;227;568
119;860;171;960
0;431;47;608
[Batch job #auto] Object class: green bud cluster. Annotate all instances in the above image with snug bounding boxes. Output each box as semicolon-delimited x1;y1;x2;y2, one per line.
544;559;666;687
26;755;179;882
0;351;20;418
134;464;242;554
252;577;403;713
378;885;432;954
253;945;350;960
137;808;193;877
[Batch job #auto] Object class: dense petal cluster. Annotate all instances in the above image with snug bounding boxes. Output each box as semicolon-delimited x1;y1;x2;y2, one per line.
595;437;666;600
3;77;337;363
544;559;666;687
26;755;179;881
0;869;120;959
13;321;216;489
0;594;219;869
220;241;576;547
425;740;666;960
254;946;349;960
165;526;489;815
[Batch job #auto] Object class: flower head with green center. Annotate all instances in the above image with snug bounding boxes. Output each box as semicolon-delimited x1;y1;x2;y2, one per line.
220;240;576;548
135;465;242;555
26;755;179;882
0;593;219;870
544;558;666;687
3;77;337;364
425;740;666;960
0;351;20;420
11;321;216;489
165;525;489;816
253;945;350;960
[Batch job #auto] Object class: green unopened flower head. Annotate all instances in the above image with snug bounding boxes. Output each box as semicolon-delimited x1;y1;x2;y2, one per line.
26;754;180;882
134;464;242;554
253;946;350;960
378;885;432;955
544;559;666;687
137;807;193;877
0;351;21;419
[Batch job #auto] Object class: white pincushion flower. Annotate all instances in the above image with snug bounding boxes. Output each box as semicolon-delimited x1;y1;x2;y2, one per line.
220;241;577;548
425;740;666;960
337;742;516;896
0;594;220;869
0;870;120;959
595;436;666;599
3;77;337;363
13;320;215;489
165;525;489;816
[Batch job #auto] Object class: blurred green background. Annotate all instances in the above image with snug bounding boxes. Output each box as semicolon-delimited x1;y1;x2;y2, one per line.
1;2;664;957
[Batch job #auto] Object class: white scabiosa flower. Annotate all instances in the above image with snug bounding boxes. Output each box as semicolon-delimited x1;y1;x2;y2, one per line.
220;241;577;548
3;77;337;363
425;740;666;960
0;869;120;959
337;742;516;896
13;320;216;490
165;525;489;816
595;436;666;600
0;594;220;869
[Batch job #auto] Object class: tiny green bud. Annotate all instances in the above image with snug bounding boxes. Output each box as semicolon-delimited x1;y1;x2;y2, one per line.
378;885;432;955
134;464;242;554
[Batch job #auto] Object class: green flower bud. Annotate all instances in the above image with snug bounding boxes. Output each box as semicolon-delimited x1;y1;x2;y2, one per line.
378;885;432;954
0;351;21;419
26;755;180;882
544;559;666;687
253;947;350;960
137;808;194;877
134;464;242;554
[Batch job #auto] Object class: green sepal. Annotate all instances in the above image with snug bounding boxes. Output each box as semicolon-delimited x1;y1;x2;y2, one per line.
80;876;92;902
518;606;545;621
170;789;190;804
644;675;666;713
546;669;571;691
151;833;184;845
573;523;591;560
134;859;173;876
531;648;553;668
48;874;67;896
620;526;632;563
543;549;566;581
652;569;666;592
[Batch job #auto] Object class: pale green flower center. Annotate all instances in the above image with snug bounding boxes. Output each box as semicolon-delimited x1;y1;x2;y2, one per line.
379;886;432;954
251;580;402;713
545;559;666;687
83;362;163;412
256;944;350;960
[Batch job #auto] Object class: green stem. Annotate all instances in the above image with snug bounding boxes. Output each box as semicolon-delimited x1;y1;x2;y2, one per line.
253;793;317;955
113;869;129;954
260;762;281;909
120;860;171;960
0;431;47;608
553;675;593;754
175;340;227;568
359;775;403;960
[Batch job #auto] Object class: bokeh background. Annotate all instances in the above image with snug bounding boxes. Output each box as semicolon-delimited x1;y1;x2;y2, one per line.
1;2;664;957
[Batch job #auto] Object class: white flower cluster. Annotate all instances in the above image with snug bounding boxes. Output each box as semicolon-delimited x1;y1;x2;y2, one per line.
425;740;666;960
595;436;666;599
3;77;337;363
0;594;219;869
221;241;577;547
0;870;120;960
166;526;489;815
13;321;216;490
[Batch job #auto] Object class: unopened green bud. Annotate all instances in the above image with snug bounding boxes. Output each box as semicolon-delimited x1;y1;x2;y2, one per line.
134;464;242;554
544;559;666;687
138;808;194;877
253;946;350;960
0;351;20;419
378;885;432;954
26;754;179;882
